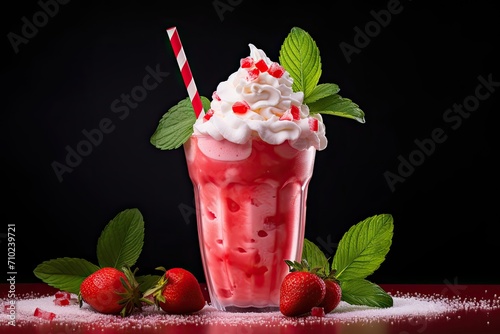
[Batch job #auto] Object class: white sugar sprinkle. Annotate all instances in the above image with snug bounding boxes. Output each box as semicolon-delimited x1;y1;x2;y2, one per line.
2;290;499;329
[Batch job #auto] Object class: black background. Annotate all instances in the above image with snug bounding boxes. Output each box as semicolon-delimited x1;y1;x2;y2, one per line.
2;0;499;287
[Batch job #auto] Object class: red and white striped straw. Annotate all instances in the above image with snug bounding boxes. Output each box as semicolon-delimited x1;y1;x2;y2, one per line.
167;27;204;118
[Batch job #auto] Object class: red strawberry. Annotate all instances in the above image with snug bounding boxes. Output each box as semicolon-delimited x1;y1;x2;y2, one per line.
79;266;144;316
144;267;205;314
318;278;342;313
279;260;326;317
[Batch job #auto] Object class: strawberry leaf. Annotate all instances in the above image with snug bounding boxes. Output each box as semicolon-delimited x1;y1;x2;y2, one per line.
33;257;100;294
96;208;144;269
340;279;393;308
150;96;211;150
332;214;393;281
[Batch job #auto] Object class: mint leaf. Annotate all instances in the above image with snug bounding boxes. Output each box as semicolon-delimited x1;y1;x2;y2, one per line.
308;94;366;123
33;257;100;294
151;27;365;152
304;83;340;104
279;27;321;99
341;279;393;308
96;208;144;269
302;238;330;276
332;214;393;281
280;27;365;124
150;96;211;150
301;213;394;309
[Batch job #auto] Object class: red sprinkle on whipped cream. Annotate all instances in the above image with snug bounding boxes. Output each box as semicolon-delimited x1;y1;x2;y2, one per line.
193;44;327;151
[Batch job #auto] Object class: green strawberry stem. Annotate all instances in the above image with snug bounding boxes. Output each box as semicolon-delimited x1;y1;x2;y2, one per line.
118;265;155;316
285;259;324;276
142;267;169;309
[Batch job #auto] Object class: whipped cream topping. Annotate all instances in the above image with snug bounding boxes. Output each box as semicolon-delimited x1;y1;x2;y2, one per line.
193;44;327;151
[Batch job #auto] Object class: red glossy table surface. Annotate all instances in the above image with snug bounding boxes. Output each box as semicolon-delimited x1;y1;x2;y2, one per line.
1;283;499;334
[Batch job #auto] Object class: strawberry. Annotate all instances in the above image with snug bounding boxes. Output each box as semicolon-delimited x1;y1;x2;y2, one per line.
144;267;205;314
279;260;326;317
79;266;145;316
318;278;342;314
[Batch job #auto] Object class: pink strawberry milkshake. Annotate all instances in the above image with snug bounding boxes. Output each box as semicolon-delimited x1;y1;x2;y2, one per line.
184;44;327;312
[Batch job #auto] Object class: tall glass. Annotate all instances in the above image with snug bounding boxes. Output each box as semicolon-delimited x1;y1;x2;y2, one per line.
184;134;316;312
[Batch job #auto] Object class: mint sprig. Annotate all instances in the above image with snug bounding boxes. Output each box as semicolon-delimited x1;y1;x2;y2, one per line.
151;26;365;151
150;96;211;150
307;94;365;123
33;208;159;295
279;27;366;123
32;258;100;295
97;208;145;269
279;27;321;99
333;214;393;281
302;213;394;308
340;279;394;308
